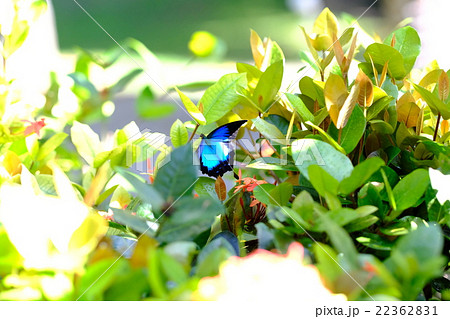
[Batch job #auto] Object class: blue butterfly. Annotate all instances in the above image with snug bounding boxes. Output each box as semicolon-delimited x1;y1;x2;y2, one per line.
198;120;247;178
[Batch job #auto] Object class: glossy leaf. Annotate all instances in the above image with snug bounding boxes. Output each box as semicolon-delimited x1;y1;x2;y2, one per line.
252;117;285;142
194;177;216;198
412;83;450;119
364;43;406;80
328;106;366;154
393;169;429;211
175;87;206;125
285;93;314;123
384;26;421;74
299;76;325;106
339;157;385;196
291;139;353;182
253;60;283;111
199;73;247;123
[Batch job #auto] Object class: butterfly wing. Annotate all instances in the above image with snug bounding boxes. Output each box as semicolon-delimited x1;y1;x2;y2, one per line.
199;120;247;178
206;120;247;141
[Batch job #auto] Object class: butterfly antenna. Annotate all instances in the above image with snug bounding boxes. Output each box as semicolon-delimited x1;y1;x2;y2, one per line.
233;171;239;179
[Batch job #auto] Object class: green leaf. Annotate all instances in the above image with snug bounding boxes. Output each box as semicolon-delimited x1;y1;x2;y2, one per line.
252;117;285;142
175;87;206;125
270;41;285;65
389;169;429;219
170;120;188;148
0;227;23;273
195;248;232;277
307;165;339;209
70;121;100;166
315;206;378;232
194;177;217;198
36;133;68;162
136;86;176;119
313;244;342;285
77;258;129;301
299;51;320;72
299;76;325;106
356;232;395;251
199;73;247;123
379;216;424;236
363;43;406;80
115;167;164;211
308;164;339;197
412;83;450;119
3;21;29;58
320;214;359;268
104;269;149;301
265;114;290;135
339;157;385;196
35;174;57;196
291;139;353;182
286;93;314;123
300;27;320;67
345;215;379;233
93;146;126;169
159;251;188;284
157;197;223;242
328;106;366;154
384;26;421;74
196;232;238;277
111;208;156;236
247;157;298;171
68;72;99;99
358;182;387;219
305;121;346;154
109;69;142;95
236;62;262;89
153;143;197;201
269;182;293;206
369;120;394;135
253;60;283;111
367;96;394;121
253;184;276;206
385;223;445;300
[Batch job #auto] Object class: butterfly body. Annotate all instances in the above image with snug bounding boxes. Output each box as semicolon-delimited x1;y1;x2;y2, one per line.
198;120;247;178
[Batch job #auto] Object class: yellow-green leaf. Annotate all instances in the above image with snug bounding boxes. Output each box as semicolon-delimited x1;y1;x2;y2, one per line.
175;87;206;125
313;7;339;38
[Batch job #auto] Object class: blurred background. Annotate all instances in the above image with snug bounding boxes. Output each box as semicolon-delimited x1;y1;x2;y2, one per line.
11;0;449;135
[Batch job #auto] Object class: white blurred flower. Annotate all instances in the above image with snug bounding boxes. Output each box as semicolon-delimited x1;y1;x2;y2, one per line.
429;168;450;204
193;242;347;301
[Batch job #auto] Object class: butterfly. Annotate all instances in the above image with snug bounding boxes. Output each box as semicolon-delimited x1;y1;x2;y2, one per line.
198;120;247;178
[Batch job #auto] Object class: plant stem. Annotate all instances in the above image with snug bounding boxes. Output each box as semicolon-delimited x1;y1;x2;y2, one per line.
357;135;364;164
267;170;281;185
433;113;441;141
237;140;255;160
248;128;257;153
338;128;343;145
188;123;200;142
